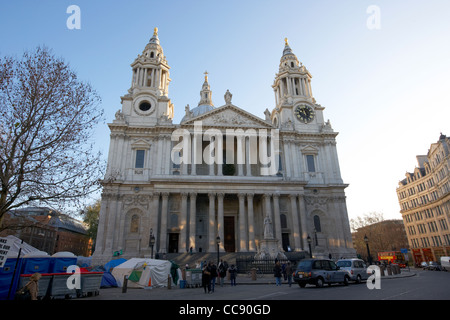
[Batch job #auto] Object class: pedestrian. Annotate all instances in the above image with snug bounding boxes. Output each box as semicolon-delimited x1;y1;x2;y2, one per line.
229;264;237;286
16;272;41;300
202;263;211;293
282;262;287;280
285;261;293;287
273;261;282;286
218;259;228;287
209;261;218;292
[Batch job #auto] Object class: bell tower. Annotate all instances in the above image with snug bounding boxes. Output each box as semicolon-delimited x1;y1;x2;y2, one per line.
118;27;174;126
271;39;325;132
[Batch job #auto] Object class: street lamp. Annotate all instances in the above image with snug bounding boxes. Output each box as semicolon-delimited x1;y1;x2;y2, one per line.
216;236;221;266
149;229;156;259
307;235;312;258
364;234;372;265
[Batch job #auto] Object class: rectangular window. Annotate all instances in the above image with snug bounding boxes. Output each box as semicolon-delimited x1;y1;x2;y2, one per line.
306;155;315;172
135;150;145;168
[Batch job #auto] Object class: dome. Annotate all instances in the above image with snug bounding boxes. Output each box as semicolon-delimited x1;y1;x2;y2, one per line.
182;104;215;122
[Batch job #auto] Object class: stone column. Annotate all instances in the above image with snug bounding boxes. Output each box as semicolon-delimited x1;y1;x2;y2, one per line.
273;193;282;246
159;192;169;253
247;193;256;252
94;194;109;255
188;192;197;252
208;192;216;252
297;194;308;250
217;193;225;251
289;194;302;251
180;192;188;253
105;194;119;254
237;135;244;176
238;193;247;251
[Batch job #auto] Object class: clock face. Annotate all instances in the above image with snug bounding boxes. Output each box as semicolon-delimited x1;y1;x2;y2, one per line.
295;105;315;123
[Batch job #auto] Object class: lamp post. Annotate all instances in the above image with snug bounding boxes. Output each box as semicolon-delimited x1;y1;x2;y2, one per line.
364;234;372;265
307;235;312;258
216;236;221;266
149;229;156;259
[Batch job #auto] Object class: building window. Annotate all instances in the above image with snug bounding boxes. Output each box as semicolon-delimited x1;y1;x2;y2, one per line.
135;150;145;168
130;215;139;233
314;215;322;232
306;155;316;172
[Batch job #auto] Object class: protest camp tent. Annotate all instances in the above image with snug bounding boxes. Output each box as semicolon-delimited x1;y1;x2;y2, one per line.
104;258;127;272
111;258;176;288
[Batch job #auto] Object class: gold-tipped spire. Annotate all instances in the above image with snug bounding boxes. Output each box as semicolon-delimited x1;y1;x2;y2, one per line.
284;37;289;46
153;27;158;36
204;70;209;81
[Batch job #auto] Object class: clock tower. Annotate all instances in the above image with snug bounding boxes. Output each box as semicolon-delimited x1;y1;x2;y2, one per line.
119;27;174;127
271;38;326;133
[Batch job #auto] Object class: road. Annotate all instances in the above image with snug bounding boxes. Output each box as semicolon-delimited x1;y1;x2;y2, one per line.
76;270;449;319
85;268;450;301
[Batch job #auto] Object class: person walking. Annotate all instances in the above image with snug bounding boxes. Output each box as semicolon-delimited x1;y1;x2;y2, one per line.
285;261;293;287
273;261;282;286
202;263;211;293
209;261;218;293
229;264;237;286
218;260;228;287
16;272;41;300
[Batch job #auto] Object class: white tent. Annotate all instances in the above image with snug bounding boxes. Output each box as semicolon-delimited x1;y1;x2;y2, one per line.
4;235;39;258
111;258;175;288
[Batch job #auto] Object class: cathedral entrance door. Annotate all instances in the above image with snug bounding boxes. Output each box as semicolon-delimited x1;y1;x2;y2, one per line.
224;216;235;252
168;233;179;253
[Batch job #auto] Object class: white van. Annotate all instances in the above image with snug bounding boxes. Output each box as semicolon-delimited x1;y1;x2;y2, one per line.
440;256;450;271
336;258;369;284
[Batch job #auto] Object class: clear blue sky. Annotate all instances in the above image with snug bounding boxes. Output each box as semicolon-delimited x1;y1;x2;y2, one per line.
1;0;449;221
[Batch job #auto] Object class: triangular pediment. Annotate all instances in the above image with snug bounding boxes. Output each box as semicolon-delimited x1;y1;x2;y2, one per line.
182;104;273;128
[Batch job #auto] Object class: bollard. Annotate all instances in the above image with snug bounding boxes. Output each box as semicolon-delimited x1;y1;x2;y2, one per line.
379;265;385;276
251;268;257;281
387;265;392;275
168;274;171;290
122;275;128;293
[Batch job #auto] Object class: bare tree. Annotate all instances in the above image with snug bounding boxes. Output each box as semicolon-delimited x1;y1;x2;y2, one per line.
350;211;384;232
0;46;104;230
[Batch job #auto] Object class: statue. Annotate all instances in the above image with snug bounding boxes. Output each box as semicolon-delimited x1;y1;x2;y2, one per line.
264;216;274;240
224;89;232;104
264;108;271;121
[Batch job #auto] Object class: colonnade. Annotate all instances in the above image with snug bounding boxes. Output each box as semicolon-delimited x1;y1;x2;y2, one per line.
151;191;309;254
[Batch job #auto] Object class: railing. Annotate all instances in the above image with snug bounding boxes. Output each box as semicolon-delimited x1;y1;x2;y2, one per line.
235;252;307;274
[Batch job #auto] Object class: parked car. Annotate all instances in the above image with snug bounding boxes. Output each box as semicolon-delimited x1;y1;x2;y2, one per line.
440;256;450;271
336;258;369;284
293;259;350;288
427;261;443;271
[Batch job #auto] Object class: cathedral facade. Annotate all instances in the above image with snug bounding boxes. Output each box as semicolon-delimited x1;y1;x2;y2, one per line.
92;29;355;264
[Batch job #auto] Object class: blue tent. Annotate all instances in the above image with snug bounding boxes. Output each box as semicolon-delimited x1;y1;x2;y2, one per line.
104;258;127;272
100;272;118;288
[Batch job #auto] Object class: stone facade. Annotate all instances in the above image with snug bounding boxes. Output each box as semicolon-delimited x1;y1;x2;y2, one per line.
397;134;450;264
92;30;355;264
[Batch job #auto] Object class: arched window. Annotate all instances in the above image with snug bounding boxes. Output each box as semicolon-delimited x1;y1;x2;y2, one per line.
314;215;321;232
130;214;140;233
150;51;154;58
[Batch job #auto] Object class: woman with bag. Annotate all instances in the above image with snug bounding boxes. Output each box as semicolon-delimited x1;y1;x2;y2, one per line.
16;273;41;300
